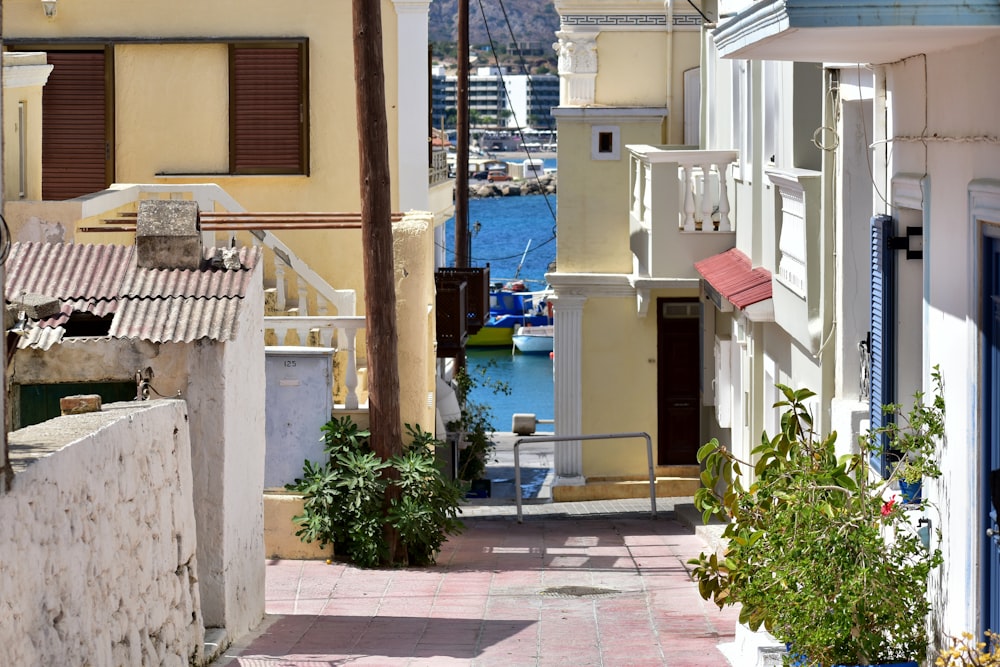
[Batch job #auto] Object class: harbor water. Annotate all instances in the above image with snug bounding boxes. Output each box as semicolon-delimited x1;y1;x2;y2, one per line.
445;191;557;430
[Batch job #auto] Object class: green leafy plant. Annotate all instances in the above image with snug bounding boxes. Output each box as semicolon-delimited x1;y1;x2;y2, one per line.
688;369;946;666
286;416;464;567
448;365;510;482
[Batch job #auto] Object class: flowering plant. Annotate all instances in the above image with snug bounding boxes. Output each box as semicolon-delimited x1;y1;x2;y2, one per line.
688;370;945;666
937;632;1000;666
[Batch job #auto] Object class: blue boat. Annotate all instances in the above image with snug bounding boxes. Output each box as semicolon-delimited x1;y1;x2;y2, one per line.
467;282;551;347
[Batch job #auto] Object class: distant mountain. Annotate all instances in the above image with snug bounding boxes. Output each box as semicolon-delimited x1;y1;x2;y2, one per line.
429;0;560;48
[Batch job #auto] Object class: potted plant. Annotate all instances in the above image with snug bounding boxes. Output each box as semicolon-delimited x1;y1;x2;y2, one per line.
447;366;510;495
689;369;946;667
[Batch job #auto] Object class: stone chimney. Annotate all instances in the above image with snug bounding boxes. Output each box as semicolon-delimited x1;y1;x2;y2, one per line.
135;200;202;270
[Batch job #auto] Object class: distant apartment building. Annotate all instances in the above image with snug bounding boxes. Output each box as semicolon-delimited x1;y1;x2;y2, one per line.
431;66;559;130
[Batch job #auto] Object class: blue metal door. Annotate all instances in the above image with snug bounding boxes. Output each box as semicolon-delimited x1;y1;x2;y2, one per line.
984;234;1000;633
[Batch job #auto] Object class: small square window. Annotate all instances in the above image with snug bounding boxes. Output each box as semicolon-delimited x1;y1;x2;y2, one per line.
591;125;620;161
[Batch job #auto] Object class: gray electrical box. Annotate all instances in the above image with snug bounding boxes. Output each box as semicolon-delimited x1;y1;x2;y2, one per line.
264;346;334;489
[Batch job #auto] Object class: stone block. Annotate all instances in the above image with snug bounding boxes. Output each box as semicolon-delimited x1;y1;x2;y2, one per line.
136;200;202;270
9;293;61;320
60;394;102;415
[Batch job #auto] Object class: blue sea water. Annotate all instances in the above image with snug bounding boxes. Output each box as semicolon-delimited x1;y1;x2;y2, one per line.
445;192;557;429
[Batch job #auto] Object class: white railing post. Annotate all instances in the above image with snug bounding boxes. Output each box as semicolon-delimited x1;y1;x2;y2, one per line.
717;160;732;232
631;155;643;220
682;164;697;231
341;323;360;410
699;162;714;230
274;263;287;312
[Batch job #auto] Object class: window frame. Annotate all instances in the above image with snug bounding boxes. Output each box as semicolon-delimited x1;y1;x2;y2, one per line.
228;40;310;176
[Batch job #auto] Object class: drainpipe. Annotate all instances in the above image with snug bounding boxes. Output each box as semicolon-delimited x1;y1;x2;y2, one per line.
665;0;673;144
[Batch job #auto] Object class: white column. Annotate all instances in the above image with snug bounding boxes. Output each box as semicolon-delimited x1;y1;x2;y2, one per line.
392;0;431;211
550;293;586;485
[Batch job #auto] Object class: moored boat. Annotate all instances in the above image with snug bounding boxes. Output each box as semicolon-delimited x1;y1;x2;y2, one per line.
512;324;554;354
467;282;551;347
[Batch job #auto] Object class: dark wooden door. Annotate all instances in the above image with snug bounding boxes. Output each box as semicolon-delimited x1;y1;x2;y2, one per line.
657;299;701;465
42;50;112;200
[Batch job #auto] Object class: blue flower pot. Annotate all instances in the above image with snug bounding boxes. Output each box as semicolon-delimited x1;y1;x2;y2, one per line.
899;479;922;503
789;650;918;667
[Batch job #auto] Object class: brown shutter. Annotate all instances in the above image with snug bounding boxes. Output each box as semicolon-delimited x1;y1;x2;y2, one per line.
42;51;110;200
230;44;306;174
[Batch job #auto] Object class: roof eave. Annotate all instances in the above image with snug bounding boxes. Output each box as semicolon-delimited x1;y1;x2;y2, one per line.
713;0;1000;64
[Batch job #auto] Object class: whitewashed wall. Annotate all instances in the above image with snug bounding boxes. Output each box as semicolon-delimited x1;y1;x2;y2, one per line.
885;34;1000;639
0;400;203;666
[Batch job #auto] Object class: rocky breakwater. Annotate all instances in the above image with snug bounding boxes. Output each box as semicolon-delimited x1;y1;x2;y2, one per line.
471;173;557;199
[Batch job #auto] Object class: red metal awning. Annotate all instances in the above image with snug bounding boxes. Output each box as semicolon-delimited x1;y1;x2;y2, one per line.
694;248;772;309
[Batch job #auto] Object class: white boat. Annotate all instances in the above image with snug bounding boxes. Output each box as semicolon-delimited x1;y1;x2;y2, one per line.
512;324;553;354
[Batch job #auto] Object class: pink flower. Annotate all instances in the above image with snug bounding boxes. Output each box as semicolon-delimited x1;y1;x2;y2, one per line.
881;495;898;516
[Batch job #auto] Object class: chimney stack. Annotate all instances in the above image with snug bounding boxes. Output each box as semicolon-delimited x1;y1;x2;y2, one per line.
136;200;202;270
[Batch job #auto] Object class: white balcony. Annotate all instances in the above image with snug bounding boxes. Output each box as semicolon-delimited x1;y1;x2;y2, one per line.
627;145;738;282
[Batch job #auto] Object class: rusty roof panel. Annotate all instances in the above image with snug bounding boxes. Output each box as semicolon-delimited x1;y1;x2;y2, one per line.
110;296;244;342
6;242;136;302
121;245;260;299
694;248;773;309
6;241;259;344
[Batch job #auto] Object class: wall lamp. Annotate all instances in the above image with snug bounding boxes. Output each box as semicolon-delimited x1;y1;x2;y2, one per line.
41;0;57;19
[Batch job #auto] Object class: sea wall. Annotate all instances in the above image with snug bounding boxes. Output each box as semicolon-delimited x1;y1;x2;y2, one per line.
471;173;557;199
0;400;204;666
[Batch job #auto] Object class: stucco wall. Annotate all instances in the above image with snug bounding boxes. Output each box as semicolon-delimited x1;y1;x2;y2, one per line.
1;0;437;323
7;264;267;641
579;294;660;476
884;35;1000;638
0;400;203;666
554;113;665;274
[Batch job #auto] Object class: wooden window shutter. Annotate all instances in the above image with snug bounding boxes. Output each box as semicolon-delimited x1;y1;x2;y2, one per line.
42;50;111;200
869;214;895;475
230;43;307;174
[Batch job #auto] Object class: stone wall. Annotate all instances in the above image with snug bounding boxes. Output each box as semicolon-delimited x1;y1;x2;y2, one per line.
0;400;204;666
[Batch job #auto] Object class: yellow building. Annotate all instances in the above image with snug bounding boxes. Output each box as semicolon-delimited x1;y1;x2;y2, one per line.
0;0;454;633
1;0;453;433
548;0;731;499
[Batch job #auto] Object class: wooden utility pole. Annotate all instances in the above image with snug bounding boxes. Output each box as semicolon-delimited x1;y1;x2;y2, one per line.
352;0;403;561
454;0;470;267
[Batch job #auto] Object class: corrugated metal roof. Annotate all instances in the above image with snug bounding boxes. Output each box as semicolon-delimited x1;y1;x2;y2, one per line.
694;248;773;309
121;246;260;299
15;323;65;351
5;242;260;345
110;296;244;343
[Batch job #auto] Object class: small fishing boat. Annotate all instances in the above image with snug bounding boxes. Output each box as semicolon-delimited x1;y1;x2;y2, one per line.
466;284;550;347
512;324;554;354
467;240;552;347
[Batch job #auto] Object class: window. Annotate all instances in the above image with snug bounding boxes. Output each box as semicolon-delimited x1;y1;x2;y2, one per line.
591;125;620;161
229;42;309;175
598;132;613;153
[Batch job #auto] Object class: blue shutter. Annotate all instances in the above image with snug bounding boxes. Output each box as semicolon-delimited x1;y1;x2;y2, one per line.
870;215;895;475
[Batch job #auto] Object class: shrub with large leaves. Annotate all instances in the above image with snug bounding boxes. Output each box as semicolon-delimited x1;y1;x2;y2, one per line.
287;417;464;567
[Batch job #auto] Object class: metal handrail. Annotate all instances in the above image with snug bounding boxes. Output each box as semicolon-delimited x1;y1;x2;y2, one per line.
513;432;657;523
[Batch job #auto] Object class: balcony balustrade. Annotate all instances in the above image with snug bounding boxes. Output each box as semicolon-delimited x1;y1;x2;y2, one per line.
627;145;738;281
265;315;366;410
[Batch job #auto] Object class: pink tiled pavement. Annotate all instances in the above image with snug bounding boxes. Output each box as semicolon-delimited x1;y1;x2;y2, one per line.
214;516;740;667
